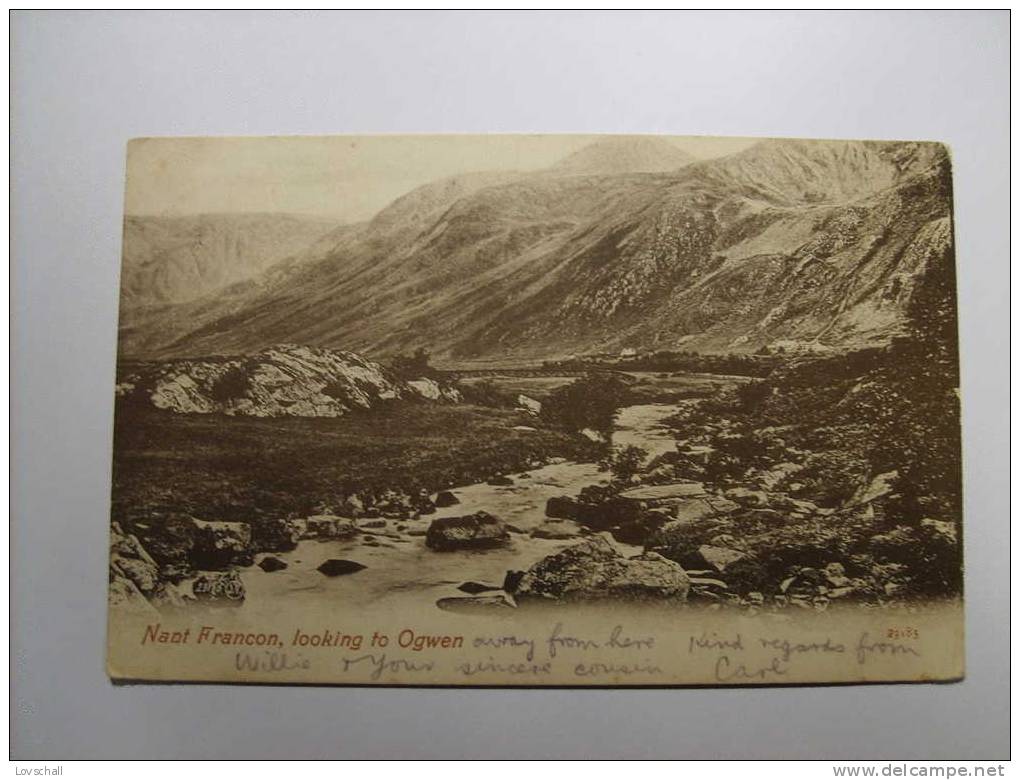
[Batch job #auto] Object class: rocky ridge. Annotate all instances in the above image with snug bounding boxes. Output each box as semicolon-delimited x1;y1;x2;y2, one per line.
116;344;461;417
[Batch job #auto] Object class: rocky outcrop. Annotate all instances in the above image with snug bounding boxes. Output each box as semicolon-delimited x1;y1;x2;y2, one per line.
425;512;510;551
116;344;461;418
508;537;690;603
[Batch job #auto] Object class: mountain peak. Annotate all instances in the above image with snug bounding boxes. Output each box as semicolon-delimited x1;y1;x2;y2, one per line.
550;136;697;175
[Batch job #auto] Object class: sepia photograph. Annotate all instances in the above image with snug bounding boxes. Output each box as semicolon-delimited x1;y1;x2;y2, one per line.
107;133;963;686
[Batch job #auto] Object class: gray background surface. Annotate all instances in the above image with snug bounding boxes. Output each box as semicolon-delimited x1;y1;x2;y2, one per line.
11;11;1010;759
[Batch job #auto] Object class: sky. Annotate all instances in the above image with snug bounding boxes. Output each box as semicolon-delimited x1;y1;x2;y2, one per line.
124;134;757;223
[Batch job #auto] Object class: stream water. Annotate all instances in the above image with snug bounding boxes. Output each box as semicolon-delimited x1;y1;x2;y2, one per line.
237;402;686;618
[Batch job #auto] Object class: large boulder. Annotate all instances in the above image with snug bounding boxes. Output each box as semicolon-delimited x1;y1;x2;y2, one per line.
510;536;690;603
192;520;254;568
425;512;510;551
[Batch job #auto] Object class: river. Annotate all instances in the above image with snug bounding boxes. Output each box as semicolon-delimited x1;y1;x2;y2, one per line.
236;401;688;618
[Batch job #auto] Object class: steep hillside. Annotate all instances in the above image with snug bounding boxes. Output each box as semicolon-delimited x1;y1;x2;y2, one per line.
120;213;338;306
118;139;954;363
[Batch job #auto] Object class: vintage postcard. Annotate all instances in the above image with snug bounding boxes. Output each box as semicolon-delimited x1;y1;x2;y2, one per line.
107;134;963;685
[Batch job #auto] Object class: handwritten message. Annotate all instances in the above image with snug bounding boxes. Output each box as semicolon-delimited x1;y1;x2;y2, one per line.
135;619;925;684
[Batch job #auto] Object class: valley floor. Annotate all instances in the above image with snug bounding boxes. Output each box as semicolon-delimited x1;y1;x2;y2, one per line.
111;399;600;528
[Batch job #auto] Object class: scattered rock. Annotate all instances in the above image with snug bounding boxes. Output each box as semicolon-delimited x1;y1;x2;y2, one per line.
111;555;161;594
192;520;254;568
407;377;462;403
823;562;850;587
301;515;358;540
618;482;706;501
691;545;747;573
645;517;726;566
190;570;246;603
458;581;501;594
425;512;510;551
317;559;367;577
341;494;365;517
487;475;514;486
250;518;303;553
516;394;542;415
610;508;672;545
754;462;803;490
531;521;581;540
724;487;769;507
689;576;729;590
503;569;525;593
108;575;159;616
257;556;288;573
437;594;517;613
360;519;387;529
546;495;581;520
921;517;958;544
851;470;899;505
434;491;460;507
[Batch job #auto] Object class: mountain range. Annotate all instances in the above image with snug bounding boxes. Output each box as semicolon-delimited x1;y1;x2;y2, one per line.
117;137;954;364
120;213;337;307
